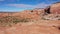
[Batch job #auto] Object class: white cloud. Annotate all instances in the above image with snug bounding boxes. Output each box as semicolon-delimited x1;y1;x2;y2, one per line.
6;3;51;9
7;4;35;8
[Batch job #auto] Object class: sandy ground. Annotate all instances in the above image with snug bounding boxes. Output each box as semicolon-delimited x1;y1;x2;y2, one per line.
0;20;60;34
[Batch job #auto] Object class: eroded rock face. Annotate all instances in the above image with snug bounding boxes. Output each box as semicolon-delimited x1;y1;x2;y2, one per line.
50;3;60;14
43;2;60;20
45;2;60;14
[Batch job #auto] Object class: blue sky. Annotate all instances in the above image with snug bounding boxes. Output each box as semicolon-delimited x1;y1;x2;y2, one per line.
0;0;60;12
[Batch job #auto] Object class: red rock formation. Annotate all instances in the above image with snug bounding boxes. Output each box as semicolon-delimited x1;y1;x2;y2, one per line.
50;2;60;14
17;9;45;20
45;2;60;14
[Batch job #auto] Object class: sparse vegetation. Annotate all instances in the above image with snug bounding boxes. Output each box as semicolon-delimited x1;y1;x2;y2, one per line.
0;16;31;27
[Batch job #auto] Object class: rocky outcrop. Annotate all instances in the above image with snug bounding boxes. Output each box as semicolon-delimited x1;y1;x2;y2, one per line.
43;2;60;20
45;2;60;14
50;2;60;14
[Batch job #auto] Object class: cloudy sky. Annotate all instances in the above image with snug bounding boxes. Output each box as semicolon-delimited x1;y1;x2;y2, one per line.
0;0;60;12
